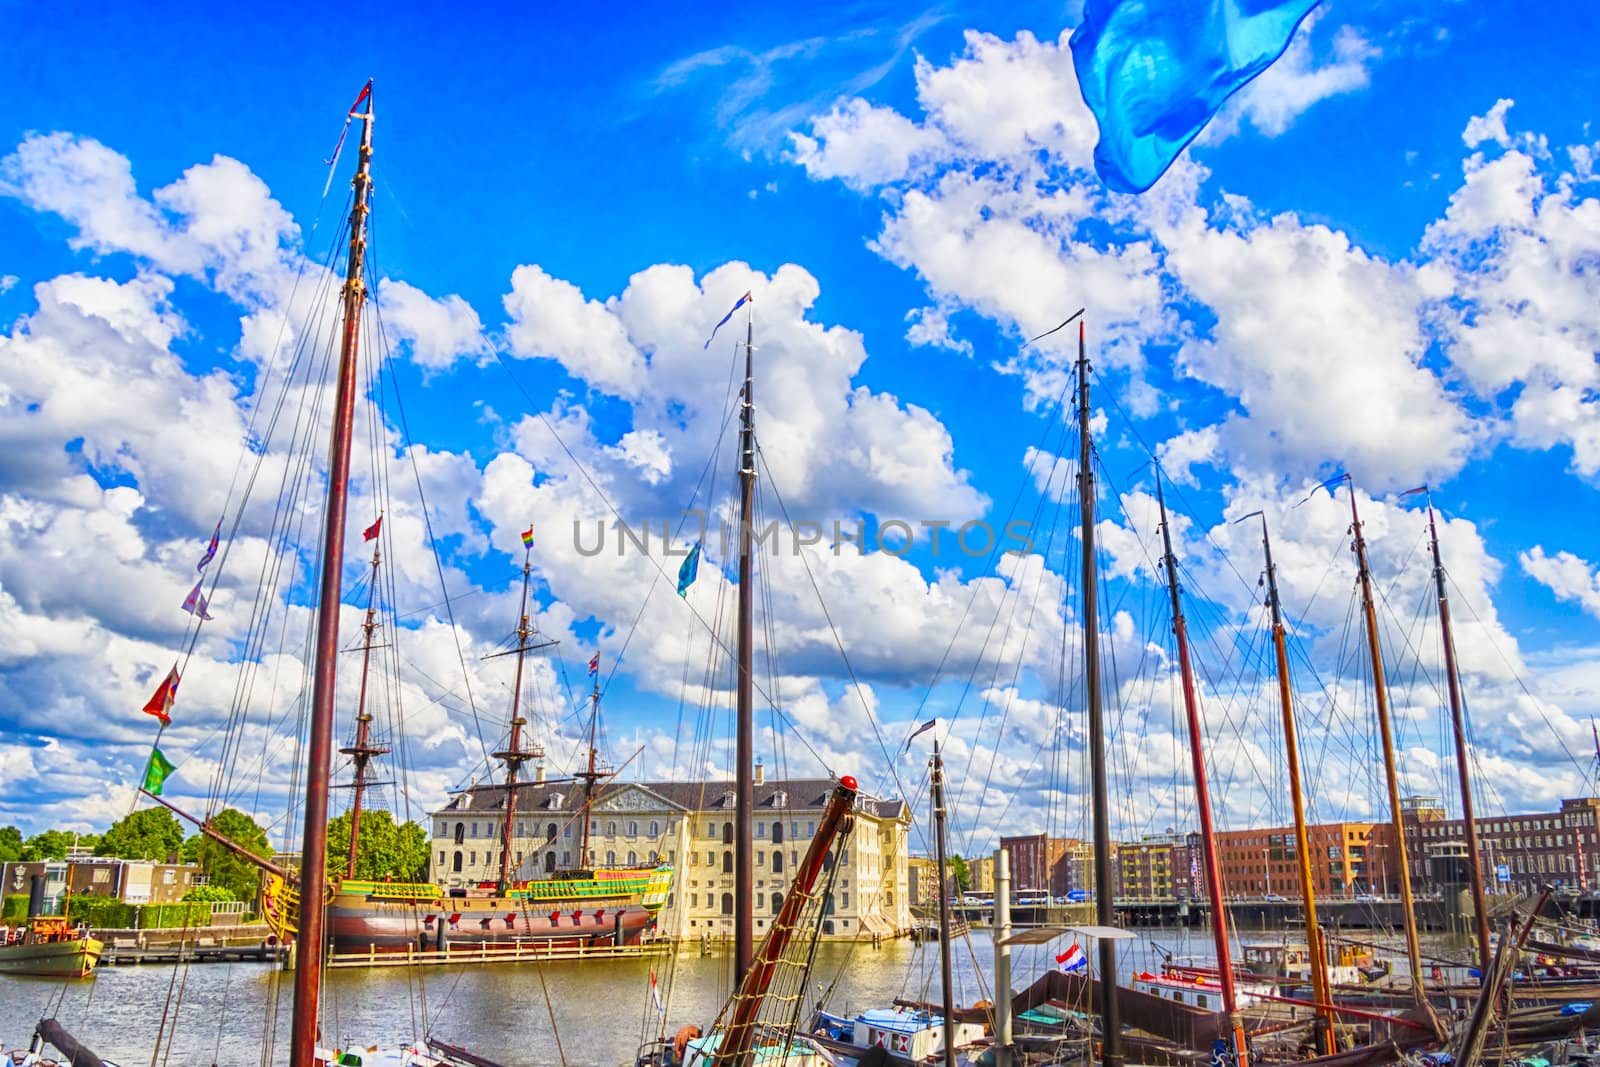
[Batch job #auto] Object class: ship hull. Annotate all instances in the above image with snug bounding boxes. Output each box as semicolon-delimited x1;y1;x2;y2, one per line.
328;894;654;954
0;936;102;978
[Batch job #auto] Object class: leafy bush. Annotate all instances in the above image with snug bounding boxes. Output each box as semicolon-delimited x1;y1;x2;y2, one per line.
139;902;212;929
181;885;235;903
1;895;27;923
65;895;134;930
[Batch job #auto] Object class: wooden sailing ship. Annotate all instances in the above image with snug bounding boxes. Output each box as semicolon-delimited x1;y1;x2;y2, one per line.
258;541;672;956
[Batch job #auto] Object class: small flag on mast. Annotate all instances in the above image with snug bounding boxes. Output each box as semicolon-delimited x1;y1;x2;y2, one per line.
143;666;180;727
143;747;177;797
650;966;666;1015
196;523;220;572
703;292;752;350
1056;943;1087;973
182;580;214;621
588;652;600;677
676;540;702;598
521;525;535;549
363;516;383;542
900;719;936;753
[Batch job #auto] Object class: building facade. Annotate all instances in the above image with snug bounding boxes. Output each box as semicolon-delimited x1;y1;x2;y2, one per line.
999;834;1074;895
1402;795;1600;896
430;773;912;940
968;853;995;894
1209;822;1386;899
1117;841;1177;900
1;859;204;912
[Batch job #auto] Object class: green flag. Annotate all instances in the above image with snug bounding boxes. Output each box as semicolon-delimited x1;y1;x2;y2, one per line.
143;747;177;796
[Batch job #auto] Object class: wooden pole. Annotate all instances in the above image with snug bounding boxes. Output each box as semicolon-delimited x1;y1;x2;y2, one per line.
289;79;373;1067
1074;315;1121;1067
342;539;389;880
1347;485;1444;1041
734;303;756;985
1426;498;1492;974
1257;515;1336;1054
1156;476;1247;1067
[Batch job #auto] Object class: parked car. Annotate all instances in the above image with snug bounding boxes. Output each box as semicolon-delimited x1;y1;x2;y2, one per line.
1263;893;1287;901
1066;889;1092;903
1354;892;1381;902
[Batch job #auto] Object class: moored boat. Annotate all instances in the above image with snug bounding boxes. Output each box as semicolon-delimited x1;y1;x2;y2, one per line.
0;918;102;978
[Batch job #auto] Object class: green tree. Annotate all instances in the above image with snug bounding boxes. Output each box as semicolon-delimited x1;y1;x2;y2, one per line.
0;826;22;862
21;829;75;861
325;810;431;882
180;834;202;863
196;809;272;903
96;808;184;861
181;884;236;903
948;854;972;893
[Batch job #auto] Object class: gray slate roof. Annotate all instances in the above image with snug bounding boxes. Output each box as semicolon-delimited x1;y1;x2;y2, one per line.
435;777;907;821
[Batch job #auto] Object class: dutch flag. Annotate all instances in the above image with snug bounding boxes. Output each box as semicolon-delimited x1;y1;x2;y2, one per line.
1056;943;1087;974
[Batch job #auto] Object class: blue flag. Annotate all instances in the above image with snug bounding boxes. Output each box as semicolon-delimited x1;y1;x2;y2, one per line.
1070;0;1321;193
703;292;751;350
676;540;702;598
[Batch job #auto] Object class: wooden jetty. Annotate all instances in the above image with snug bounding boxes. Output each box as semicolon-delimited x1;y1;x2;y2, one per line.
325;937;671;969
103;937;286;966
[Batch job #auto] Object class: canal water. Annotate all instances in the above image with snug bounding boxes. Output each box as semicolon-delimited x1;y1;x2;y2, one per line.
0;929;1472;1066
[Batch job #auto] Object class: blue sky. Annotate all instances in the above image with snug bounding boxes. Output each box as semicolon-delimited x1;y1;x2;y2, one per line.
3;0;1600;858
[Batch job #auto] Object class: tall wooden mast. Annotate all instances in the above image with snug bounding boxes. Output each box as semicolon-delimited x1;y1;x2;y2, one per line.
492;542;548;893
1252;512;1335;1054
734;301;756;985
341;535;391;880
1075;315;1121;1067
930;739;958;1067
1346;481;1439;1033
289;79;373;1067
577;660;604;866
1424;492;1492;972
1155;477;1247;1067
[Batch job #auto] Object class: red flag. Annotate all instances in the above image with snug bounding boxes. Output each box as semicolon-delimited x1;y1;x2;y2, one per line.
142;666;180;727
363;517;382;542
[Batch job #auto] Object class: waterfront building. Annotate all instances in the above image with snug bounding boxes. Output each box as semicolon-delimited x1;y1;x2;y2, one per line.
1401;795;1600;896
1116;841;1177;900
1207;822;1385;899
430;770;913;940
1;858;205;912
999;834;1080;895
968;853;995;894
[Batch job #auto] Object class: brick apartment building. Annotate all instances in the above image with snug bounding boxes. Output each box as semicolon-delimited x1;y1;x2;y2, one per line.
1402;795;1600;896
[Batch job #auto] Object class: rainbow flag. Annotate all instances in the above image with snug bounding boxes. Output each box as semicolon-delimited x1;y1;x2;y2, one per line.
520;525;534;548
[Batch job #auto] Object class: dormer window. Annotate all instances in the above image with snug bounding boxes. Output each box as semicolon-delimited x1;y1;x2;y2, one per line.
720;791;736;809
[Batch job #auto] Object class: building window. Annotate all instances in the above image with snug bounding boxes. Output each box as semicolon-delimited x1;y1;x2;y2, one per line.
607;850;617;865
649;821;660;836
469;851;477;865
453;852;462;872
546;823;558;844
438;851;445;865
471;822;479;838
690;893;698;907
454;823;465;845
773;851;784;874
563;825;572;839
628;851;638;865
608;820;618;836
773;822;785;845
757;823;766;839
723;823;733;845
771;892;783;914
721;893;735;915
723;852;733;874
628;821;637;837
707;851;715;866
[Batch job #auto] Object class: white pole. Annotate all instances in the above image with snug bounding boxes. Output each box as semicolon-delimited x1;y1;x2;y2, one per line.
994;848;1013;1067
